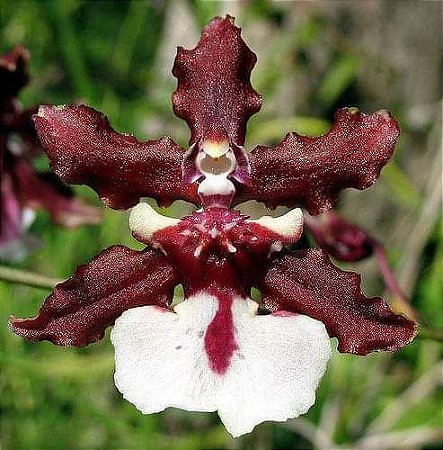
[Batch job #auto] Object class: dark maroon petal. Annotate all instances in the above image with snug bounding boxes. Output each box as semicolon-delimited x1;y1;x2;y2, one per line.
172;15;262;146
304;211;374;262
13;160;103;227
33;104;199;209
10;246;179;346
258;249;417;355
236;108;399;214
0;46;30;102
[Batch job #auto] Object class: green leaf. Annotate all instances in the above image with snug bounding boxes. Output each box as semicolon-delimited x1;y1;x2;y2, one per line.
318;54;360;107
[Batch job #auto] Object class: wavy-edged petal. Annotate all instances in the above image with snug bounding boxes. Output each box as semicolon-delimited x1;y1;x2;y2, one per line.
258;249;417;355
236;108;399;214
33;104;199;209
172;15;262;146
10;246;179;346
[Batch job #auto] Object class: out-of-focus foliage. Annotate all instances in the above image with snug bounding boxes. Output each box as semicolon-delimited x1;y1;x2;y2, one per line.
1;1;442;449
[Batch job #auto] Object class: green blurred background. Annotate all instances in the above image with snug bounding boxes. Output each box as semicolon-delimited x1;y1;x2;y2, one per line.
1;1;442;449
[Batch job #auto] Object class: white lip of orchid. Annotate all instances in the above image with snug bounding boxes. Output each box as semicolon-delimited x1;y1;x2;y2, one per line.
249;208;304;241
129;202;180;242
111;292;332;438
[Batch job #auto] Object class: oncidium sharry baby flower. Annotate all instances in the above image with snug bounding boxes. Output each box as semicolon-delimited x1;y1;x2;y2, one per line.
10;16;417;437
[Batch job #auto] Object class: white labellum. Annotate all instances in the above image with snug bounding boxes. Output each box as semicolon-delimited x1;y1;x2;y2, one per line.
111;293;331;437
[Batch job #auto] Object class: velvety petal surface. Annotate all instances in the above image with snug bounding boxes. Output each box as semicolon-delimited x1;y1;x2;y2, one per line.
10;246;179;346
236;108;399;214
259;249;417;355
172;15;262;146
112;293;331;437
33;104;199;209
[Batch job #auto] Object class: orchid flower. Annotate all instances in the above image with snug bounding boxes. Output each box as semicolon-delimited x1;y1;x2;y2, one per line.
10;17;417;437
0;46;102;260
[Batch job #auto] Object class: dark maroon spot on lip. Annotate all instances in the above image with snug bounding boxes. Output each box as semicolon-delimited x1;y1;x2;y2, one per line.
204;292;238;375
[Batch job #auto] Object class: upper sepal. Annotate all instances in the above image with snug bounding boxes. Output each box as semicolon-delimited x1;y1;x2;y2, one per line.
10;245;179;346
236;108;399;214
172;15;262;146
33;104;199;209
259;249;417;355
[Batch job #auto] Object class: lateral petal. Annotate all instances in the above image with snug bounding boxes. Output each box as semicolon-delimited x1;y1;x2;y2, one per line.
33;104;199;209
172;15;262;146
258;249;417;355
10;246;179;346
236;108;399;214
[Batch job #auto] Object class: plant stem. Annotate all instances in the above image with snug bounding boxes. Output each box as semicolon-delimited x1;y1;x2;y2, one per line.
0;266;62;290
